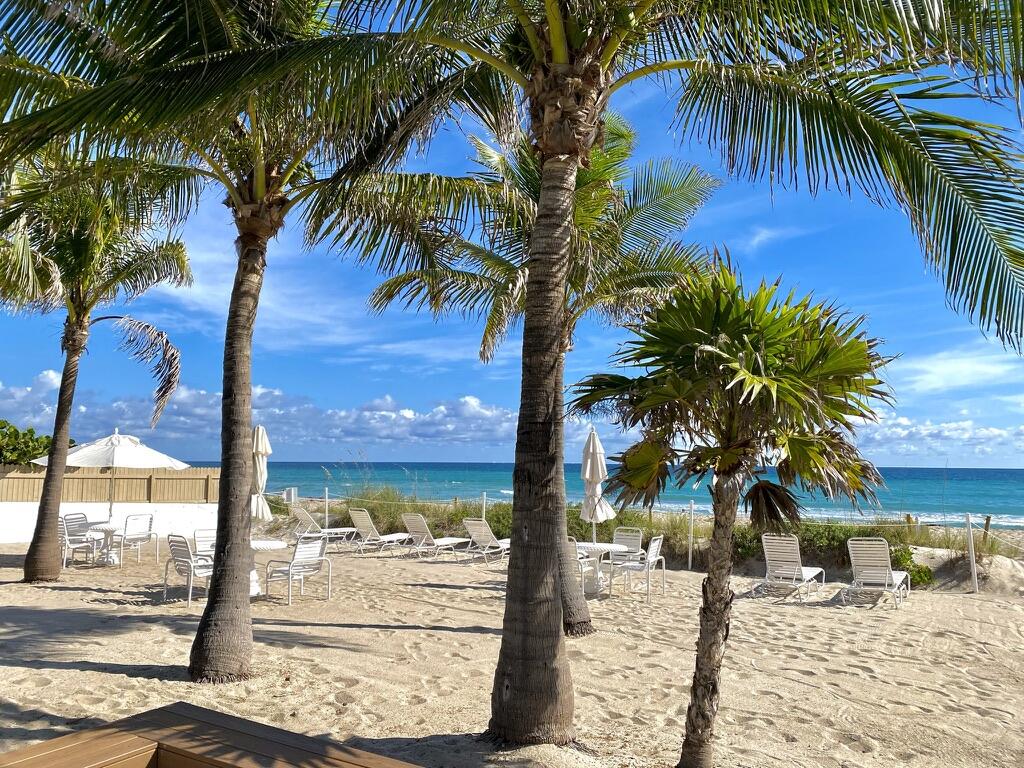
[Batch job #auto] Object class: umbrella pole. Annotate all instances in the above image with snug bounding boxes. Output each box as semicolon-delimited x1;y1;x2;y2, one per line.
107;468;115;522
592;520;597;543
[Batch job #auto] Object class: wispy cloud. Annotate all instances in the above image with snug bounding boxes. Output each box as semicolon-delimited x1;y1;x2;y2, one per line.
736;225;813;254
890;344;1024;395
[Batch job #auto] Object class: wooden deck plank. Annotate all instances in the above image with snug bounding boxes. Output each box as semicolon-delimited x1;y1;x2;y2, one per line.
0;703;418;768
0;733;156;768
118;704;415;768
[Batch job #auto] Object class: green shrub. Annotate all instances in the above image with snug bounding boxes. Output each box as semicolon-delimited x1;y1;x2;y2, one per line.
889;543;934;586
731;525;761;561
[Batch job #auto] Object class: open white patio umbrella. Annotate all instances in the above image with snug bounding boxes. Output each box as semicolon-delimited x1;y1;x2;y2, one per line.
251;425;272;521
32;428;189;519
580;428;616;542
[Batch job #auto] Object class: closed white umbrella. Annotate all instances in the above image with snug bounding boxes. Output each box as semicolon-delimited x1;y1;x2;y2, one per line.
32;428;189;519
580;429;616;543
251;425;272;521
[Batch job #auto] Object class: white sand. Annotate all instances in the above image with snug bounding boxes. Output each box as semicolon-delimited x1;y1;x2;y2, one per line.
0;545;1022;767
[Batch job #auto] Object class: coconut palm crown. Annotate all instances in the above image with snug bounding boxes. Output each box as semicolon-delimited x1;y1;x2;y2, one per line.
331;115;718;361
573;260;891;766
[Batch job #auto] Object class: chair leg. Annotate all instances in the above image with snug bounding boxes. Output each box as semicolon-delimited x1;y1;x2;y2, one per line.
163;560;171;601
187;572;193;608
287;579;293;606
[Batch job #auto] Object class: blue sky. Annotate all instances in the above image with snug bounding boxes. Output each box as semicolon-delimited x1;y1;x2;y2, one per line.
3;80;1024;467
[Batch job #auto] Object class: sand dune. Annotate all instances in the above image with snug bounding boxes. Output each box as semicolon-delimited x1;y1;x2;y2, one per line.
0;545;1021;767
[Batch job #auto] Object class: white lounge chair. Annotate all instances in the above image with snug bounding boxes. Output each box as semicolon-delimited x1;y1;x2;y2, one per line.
113;513;159;567
463;518;511;563
291;506;356;548
843;537;910;609
758;533;825;600
349;508;411;553
163;534;213;607
59;513;101;567
608;534;666;602
402;513;471;558
193;528;217;556
265;535;332;605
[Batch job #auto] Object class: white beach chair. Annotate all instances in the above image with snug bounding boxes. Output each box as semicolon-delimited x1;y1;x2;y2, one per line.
463;518;511;563
265;535;332;605
569;536;599;587
608;534;666;602
59;513;101;568
843;537;910;609
402;513;471;558
113;513;159;567
291;505;356;548
758;533;825;600
609;526;645;565
163;534;213;607
193;528;217;556
349;508;411;553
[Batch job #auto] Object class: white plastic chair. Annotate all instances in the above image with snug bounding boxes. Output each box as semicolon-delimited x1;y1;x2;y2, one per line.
608;534;667;602
163;534;213;607
463;518;511;563
114;513;158;567
265;535;332;605
292;505;356;548
569;536;598;587
193;528;217;556
758;533;825;600
349;508;411;553
402;513;470;558
610;526;645;565
59;513;101;567
844;537;910;609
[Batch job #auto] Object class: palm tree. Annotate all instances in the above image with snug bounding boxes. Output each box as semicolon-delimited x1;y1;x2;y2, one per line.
4;0;1024;744
0;1;513;681
573;260;891;767
325;114;717;634
0;147;192;583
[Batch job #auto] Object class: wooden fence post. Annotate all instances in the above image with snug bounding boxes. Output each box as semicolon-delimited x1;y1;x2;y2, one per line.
982;515;992;544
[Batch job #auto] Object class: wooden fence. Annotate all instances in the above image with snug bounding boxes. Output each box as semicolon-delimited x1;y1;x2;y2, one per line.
0;464;220;503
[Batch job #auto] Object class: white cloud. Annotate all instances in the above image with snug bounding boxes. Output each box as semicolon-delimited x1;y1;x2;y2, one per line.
891;344;1024;395
857;412;1021;458
737;225;811;254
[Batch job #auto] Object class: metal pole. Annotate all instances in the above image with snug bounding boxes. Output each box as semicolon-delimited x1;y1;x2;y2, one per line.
688;501;695;570
481;491;487;522
965;513;979;594
324;487;329;528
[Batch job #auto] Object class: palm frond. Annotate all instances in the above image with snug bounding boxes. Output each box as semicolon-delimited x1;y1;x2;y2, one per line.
109;316;182;426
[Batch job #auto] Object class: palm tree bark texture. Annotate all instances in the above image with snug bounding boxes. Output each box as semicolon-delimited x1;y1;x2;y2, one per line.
189;203;284;682
678;471;745;768
489;57;608;744
23;318;89;582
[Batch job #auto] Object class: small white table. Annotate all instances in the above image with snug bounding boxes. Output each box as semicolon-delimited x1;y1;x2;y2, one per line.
576;542;629;595
250;539;287;597
88;522;122;565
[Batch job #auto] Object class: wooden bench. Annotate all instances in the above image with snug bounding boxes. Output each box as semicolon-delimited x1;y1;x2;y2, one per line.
0;701;418;768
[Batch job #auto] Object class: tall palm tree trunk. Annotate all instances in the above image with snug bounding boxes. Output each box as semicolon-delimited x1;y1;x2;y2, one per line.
23;318;89;582
554;355;594;637
678;471;744;768
489;156;578;744
189;211;277;682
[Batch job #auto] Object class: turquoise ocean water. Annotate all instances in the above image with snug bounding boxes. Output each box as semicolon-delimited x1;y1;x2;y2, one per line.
222;462;1024;529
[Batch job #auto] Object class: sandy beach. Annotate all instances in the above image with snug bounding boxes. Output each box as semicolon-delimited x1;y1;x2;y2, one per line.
0;544;1021;768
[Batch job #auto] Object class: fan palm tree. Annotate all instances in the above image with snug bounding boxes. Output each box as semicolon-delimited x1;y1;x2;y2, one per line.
326;114;717;634
3;0;1024;745
0;1;514;682
572;260;891;767
0;147;192;583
